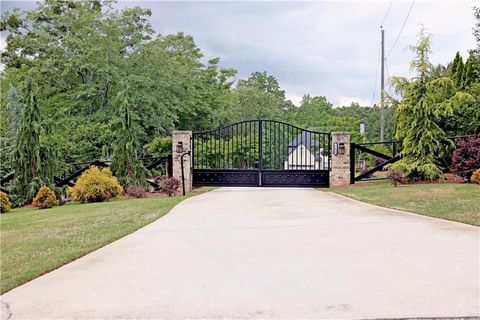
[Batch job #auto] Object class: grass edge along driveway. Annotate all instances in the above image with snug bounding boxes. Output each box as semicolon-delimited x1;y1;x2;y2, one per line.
332;182;480;227
0;188;211;294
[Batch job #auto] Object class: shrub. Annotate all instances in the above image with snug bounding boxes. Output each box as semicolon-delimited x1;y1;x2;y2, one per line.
471;169;480;185
451;136;480;181
32;186;59;209
387;171;403;187
70;166;123;203
0;191;11;213
154;175;180;196
126;184;147;198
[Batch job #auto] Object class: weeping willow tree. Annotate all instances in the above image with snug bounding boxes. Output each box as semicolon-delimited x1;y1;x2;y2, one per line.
390;28;476;180
111;87;147;188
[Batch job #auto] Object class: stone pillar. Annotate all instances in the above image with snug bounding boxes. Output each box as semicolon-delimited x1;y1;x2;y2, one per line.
172;131;192;193
331;132;351;187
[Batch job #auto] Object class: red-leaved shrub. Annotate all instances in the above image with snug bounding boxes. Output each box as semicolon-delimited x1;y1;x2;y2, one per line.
451;136;480;181
387;171;403;187
154;175;180;196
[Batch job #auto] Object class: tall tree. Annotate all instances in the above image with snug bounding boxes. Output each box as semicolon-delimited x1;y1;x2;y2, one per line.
111;86;146;187
390;28;476;180
11;80;51;203
449;52;464;88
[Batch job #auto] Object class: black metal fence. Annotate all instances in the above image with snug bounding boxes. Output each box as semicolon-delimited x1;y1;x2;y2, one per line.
192;120;331;187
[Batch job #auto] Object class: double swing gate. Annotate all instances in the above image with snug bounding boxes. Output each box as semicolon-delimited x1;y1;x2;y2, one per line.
192;120;330;187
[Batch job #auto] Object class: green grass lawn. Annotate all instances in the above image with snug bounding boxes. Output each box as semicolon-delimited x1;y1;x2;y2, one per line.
0;189;210;294
333;181;480;226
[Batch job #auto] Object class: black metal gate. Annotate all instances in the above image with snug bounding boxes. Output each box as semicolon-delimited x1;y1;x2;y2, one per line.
192;120;330;187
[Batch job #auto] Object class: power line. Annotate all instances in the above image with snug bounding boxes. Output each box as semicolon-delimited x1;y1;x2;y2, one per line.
387;0;415;58
380;0;394;27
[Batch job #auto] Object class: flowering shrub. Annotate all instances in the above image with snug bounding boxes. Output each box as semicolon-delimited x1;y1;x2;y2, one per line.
451;137;480;181
126;184;147;198
32;186;59;209
471;169;480;185
154;175;180;196
387;171;403;187
0;191;11;213
70;166;123;202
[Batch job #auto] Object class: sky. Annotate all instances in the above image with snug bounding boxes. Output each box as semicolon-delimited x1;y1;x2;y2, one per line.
1;0;478;106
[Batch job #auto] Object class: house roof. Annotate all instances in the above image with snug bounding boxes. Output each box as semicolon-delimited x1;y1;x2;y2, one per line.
287;127;322;149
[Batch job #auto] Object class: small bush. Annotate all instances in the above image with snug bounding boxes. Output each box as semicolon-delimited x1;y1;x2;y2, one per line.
387;171;403;187
126;184;147;198
451;137;480;181
0;191;11;213
471;169;480;185
154;175;180;196
70;166;123;203
32;186;59;209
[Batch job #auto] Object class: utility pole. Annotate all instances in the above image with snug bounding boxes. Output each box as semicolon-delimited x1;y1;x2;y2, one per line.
380;27;385;142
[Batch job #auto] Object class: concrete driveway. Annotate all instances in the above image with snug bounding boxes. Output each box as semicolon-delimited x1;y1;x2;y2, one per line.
1;188;479;319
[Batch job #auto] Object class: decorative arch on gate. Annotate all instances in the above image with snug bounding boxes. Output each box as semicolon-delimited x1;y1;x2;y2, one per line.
191;120;331;187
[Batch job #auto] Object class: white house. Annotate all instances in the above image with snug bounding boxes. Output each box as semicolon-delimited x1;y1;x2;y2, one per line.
283;129;329;170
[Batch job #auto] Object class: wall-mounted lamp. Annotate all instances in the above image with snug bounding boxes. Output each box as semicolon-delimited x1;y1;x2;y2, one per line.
333;142;338;156
176;141;184;153
339;143;346;155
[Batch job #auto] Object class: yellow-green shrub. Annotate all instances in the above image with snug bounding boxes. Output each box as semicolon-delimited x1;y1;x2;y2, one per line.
32;186;59;209
0;191;11;213
70;166;123;202
471;169;480;185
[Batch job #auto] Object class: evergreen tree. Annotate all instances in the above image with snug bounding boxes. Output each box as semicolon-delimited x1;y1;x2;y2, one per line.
450;52;464;89
390;29;461;180
111;86;146;188
462;51;480;89
11;80;45;203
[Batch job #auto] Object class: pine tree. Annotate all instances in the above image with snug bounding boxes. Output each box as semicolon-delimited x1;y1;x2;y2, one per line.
12;80;43;203
462;51;480;89
111;87;146;188
390;29;454;180
450;52;464;89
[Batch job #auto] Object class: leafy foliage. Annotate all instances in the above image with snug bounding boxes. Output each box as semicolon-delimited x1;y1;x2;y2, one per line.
387;171;404;187
125;184;147;198
389;28;477;180
0;192;11;213
451;137;480;181
154;175;180;196
10;80;59;204
70;166;123;202
32;186;59;209
144;136;172;157
111;87;147;187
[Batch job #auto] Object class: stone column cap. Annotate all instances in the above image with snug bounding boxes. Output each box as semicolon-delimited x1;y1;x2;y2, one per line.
172;130;192;134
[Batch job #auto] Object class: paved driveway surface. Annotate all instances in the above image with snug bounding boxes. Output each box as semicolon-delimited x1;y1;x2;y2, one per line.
1;188;479;319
